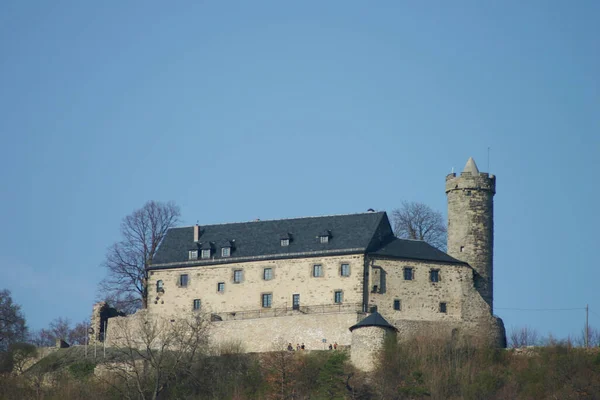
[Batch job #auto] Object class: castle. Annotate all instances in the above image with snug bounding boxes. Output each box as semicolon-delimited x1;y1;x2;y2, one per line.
97;157;506;370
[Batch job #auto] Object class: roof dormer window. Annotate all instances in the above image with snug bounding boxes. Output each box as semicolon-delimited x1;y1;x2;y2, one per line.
189;250;198;260
201;249;211;259
280;233;292;247
221;247;231;257
319;230;331;244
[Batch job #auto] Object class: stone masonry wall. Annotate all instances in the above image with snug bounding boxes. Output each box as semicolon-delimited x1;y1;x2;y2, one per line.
105;310;361;353
367;257;504;346
368;258;492;322
209;312;361;352
350;326;391;372
147;254;365;317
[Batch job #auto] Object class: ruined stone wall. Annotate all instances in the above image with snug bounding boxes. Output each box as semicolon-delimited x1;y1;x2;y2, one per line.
446;171;495;311
147;254;365;317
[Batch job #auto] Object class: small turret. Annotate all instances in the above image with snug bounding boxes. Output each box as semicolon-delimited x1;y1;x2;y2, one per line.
349;312;397;372
445;158;495;312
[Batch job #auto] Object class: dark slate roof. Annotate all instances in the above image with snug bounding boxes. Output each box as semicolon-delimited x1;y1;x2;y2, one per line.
368;237;466;265
349;312;397;332
150;212;391;268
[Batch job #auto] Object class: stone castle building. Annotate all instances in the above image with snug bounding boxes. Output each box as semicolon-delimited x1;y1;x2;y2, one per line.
99;157;505;367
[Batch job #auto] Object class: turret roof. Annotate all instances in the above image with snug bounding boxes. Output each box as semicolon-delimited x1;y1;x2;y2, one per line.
463;157;480;174
349;312;397;332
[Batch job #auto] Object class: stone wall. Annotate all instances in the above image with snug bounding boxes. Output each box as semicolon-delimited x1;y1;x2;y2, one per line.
366;257;504;346
147;254;365;317
209;312;361;352
105;310;361;353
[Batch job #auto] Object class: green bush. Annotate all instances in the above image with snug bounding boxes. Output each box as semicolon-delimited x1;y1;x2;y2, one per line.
68;361;96;380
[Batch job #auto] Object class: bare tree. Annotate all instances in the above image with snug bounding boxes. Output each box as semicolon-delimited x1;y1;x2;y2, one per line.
28;329;54;347
8;342;37;374
0;290;27;351
509;326;539;348
103;311;209;400
391;201;447;251
576;325;600;348
68;320;89;345
99;201;180;313
49;317;71;341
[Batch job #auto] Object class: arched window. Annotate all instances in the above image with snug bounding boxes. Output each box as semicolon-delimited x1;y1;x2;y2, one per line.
156;280;164;292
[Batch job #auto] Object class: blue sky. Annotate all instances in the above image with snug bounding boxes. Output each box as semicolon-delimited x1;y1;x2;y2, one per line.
1;1;598;340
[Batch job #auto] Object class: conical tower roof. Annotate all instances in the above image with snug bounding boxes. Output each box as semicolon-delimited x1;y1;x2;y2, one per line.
349;311;397;332
462;157;480;174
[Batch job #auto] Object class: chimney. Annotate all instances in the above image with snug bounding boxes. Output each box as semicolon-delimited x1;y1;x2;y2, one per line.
194;224;199;242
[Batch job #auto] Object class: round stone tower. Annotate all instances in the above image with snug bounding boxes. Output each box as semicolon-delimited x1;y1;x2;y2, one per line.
445;157;495;312
349;312;397;372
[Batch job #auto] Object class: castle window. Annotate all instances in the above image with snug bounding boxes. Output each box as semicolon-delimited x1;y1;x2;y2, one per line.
340;263;350;277
189;250;198;260
465;191;471;196
404;267;413;281
334;290;343;304
319;230;331;244
221;247;231;257
263;268;273;280
179;274;189;287
201;249;211;259
460;246;465;252
439;302;447;313
430;269;440;283
193;299;201;311
313;264;323;277
233;270;243;283
217;282;225;292
394;299;401;311
281;238;289;246
262;293;272;308
156;280;164;292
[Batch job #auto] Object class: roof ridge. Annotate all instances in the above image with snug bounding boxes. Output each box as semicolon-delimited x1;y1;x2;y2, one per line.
176;211;386;229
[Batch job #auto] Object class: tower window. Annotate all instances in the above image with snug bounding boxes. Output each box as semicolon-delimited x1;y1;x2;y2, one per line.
404;267;413;281
430;269;440;283
394;299;401;311
439;302;447;313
